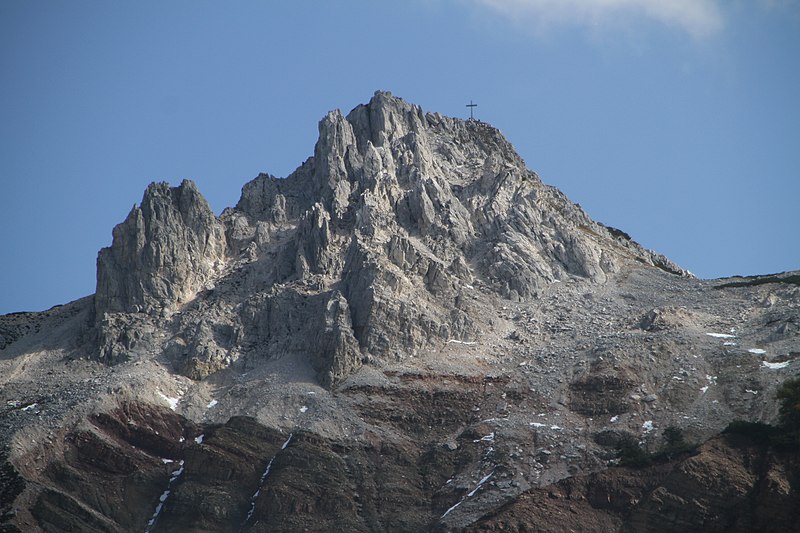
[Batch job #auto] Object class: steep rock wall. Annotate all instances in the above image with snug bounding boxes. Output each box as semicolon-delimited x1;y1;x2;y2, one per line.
91;91;686;382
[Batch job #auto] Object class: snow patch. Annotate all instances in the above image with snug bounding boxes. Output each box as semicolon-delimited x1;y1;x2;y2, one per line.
299;406;308;413
468;470;495;497
745;389;758;395
447;339;477;346
441;499;463;519
706;332;736;339
441;469;496;519
158;392;180;411
529;422;546;428
700;386;709;394
206;399;218;409
642;421;654;433
748;348;766;355
610;415;619;423
244;434;294;525
763;361;790;370
169;463;184;482
194;434;204;445
145;461;184;532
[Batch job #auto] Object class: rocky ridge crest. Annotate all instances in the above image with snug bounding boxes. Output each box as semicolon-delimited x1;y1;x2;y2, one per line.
94;91;685;385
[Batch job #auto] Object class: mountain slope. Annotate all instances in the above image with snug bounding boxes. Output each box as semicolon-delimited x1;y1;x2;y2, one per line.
1;92;798;532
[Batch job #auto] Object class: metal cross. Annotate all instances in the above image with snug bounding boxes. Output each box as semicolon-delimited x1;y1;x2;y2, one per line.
466;100;477;120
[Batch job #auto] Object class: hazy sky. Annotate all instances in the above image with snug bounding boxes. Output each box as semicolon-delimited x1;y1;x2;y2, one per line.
1;1;799;314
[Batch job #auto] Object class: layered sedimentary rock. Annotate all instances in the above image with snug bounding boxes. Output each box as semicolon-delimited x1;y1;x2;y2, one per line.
94;180;226;362
469;434;800;533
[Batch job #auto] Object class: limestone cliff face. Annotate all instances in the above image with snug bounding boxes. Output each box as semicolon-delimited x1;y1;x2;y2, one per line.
91;91;685;381
214;91;685;383
96;179;226;316
94;180;226;362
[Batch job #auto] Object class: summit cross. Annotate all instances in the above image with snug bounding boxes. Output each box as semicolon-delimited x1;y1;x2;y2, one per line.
466;100;477;120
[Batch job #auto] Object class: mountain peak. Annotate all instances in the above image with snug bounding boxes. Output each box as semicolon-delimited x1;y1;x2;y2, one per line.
4;93;798;533
344;90;427;149
94;92;686;380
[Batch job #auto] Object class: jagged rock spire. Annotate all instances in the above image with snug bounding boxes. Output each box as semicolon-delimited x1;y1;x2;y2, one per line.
93;92;685;381
96;179;226;316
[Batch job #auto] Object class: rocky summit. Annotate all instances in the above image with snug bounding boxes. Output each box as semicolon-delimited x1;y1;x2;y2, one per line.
1;91;798;532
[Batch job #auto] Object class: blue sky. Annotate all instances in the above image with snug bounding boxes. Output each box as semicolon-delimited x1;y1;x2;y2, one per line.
1;0;798;314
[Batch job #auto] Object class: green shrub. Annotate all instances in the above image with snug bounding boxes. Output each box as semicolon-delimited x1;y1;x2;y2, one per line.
723;420;780;445
777;377;800;432
716;273;800;289
721;378;800;450
616;434;652;468
656;426;695;460
615;427;697;468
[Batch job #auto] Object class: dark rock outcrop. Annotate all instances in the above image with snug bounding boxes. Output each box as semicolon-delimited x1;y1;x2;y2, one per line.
468;434;800;533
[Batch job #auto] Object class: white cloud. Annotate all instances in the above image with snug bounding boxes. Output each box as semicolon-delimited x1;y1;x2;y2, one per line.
473;0;724;38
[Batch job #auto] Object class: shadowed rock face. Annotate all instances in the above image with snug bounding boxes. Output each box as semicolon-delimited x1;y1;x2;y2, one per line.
8;402;799;533
6;402;198;533
6;401;489;532
468;434;800;533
